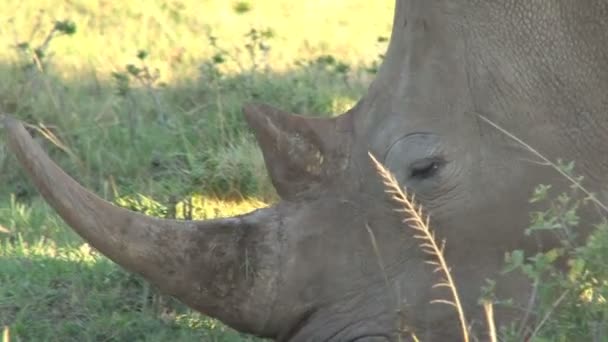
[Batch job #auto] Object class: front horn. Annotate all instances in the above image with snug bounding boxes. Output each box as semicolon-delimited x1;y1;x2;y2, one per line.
2;115;282;337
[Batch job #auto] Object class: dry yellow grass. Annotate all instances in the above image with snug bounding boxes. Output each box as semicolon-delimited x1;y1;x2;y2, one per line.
0;1;394;82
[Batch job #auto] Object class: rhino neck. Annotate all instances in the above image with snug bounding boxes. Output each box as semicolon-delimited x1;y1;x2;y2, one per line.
462;2;608;185
354;0;470;136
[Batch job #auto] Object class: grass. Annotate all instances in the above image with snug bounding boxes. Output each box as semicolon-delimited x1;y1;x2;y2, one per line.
0;195;265;341
0;1;393;340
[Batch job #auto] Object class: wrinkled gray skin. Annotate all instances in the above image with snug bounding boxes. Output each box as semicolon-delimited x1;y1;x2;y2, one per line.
3;1;608;341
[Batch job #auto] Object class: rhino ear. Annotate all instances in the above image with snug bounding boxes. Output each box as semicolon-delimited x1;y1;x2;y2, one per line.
243;102;352;200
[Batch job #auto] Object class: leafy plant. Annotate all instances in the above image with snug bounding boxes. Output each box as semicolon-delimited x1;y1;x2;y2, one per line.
13;19;76;72
498;176;608;341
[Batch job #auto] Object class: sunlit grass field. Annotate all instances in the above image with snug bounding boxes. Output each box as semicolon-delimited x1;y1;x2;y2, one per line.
0;1;393;340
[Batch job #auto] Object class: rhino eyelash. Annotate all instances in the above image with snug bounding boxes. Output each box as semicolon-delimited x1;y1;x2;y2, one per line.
409;157;444;179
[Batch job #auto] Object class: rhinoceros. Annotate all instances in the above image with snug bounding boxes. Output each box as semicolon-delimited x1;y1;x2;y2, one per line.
3;0;608;340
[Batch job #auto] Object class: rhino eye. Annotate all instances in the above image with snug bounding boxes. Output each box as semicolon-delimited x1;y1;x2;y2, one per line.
409;158;442;180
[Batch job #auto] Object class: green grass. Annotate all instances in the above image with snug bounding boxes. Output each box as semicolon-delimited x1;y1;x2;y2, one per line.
0;195;265;341
0;1;392;340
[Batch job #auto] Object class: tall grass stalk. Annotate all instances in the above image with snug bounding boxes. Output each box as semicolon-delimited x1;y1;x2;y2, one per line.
369;152;470;342
482;301;497;342
527;289;570;341
476;113;608;213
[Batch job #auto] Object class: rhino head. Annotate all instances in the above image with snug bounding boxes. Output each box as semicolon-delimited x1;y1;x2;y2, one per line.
4;0;608;340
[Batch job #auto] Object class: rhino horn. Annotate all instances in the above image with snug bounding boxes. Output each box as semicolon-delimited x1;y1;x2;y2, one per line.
2;115;281;337
243;102;353;200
